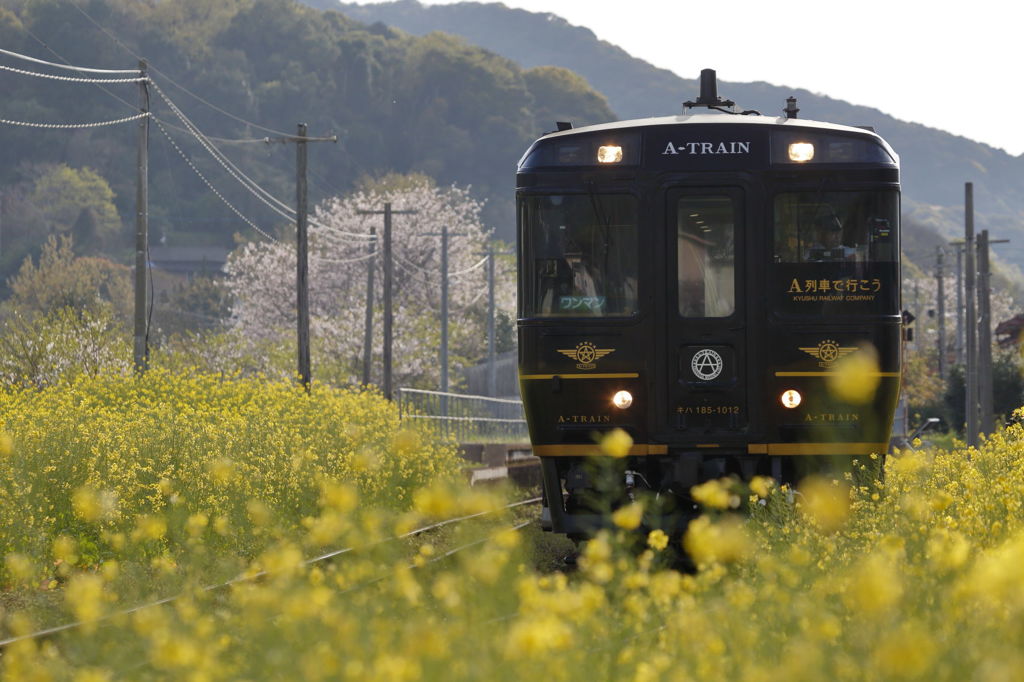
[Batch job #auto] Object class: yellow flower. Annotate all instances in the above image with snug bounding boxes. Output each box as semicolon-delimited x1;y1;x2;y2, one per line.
599;428;633;458
691;478;734;510
5;553;34;582
504;614;574;658
826;343;881;404
185;512;209;538
412;485;456;519
0;430;13;456
798;476;850;532
647;529;669;551
683;515;750;566
132;515;168;542
53;535;79;564
319;479;358;513
612;501;644;530
65;574;105;633
72;486;117;523
749;475;775;499
843;553;903;614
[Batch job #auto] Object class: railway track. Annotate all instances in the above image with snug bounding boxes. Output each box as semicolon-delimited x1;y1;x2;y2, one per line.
0;495;542;650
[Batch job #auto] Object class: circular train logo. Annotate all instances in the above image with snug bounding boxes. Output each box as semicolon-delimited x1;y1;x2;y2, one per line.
691;349;723;381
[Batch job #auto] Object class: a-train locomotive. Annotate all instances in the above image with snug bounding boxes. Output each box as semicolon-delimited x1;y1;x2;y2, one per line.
516;70;901;536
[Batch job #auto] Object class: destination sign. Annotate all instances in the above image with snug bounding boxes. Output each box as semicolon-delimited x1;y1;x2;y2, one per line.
646;126;770;170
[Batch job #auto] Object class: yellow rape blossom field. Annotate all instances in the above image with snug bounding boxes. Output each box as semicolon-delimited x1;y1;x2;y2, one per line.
4;371;1024;680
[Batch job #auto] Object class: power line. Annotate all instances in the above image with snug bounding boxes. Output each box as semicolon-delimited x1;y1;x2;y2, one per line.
151;82;299;224
0;111;149;129
0;46;140;74
0;62;145;83
151;115;279;243
64;0;299;139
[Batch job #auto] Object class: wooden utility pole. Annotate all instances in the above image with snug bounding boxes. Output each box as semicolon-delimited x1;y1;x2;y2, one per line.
978;230;993;436
296;123;311;390
936;247;946;379
486;243;497;397
357;203;417;400
361;224;376;386
955;245;964;365
134;59;150;374
965;182;978;446
264;126;336;392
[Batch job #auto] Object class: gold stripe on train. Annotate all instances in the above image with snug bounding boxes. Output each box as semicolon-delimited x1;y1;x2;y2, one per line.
533;444;668;456
519;373;640;380
750;442;889;455
774;371;900;377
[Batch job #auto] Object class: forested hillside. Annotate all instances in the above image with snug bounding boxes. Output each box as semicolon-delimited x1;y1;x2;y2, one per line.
333;0;1024;270
0;0;614;288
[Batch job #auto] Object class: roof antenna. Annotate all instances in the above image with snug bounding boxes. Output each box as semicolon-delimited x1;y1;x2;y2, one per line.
683;68;759;115
784;97;799;119
684;69;733;110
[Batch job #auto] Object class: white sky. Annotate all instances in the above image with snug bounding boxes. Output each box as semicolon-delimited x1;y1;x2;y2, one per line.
413;0;1021;156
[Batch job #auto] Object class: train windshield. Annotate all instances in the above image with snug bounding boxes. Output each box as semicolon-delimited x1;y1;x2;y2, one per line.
774;190;898;264
772;189;899;317
521;194;638;317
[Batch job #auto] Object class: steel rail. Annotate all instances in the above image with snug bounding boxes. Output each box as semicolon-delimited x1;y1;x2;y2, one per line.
0;496;541;649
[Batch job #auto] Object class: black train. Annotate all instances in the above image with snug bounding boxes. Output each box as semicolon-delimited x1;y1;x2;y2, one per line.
516;70;901;537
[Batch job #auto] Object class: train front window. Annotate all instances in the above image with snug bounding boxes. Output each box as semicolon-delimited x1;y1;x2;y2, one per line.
774;191;898;264
772;189;899;317
677;195;736;318
521;194;638;317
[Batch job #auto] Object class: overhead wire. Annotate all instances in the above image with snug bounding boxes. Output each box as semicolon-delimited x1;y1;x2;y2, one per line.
64;0;298;139
151;115;279;243
0;46;140;73
0;62;145;83
0;111;149;129
151;81;299;223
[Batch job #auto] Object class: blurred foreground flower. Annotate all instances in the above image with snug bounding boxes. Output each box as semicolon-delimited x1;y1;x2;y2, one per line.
612;501;644;530
683;515;750;565
826;343;881;404
798;476;850;532
691;478;737;510
647;529;669;551
600;428;633;458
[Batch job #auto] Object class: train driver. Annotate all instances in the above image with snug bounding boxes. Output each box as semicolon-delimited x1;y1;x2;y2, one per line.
804;214;857;262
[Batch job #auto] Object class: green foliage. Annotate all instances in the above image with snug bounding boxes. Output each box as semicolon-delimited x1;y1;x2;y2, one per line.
0;306;130;387
28;164;121;242
0;0;617;261
3;235;132;321
943;351;1024;433
523;66;615;133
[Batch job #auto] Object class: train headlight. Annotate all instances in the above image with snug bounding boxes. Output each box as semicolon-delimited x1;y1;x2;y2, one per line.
781;389;802;409
597;145;623;163
612;390;633;409
788;142;815;162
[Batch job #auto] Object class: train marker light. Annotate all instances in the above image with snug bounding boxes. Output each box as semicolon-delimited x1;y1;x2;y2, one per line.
597;145;623;163
612;390;633;409
788;142;815;162
781;389;802;409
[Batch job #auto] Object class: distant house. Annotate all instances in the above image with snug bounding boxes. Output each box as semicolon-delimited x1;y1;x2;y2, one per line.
995;314;1024;347
148;246;230;278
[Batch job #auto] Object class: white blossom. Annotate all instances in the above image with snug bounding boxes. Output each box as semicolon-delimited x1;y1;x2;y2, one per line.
223;181;516;388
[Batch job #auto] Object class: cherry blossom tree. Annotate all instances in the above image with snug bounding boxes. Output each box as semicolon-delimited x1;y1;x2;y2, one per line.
223;176;516;388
